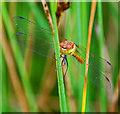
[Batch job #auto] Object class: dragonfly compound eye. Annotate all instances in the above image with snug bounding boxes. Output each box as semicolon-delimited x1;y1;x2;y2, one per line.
66;44;71;49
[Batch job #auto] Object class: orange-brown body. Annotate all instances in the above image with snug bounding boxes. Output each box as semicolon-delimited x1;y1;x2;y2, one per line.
73;53;84;64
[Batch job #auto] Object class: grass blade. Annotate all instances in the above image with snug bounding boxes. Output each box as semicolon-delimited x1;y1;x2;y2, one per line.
2;2;38;111
97;2;106;111
50;2;68;112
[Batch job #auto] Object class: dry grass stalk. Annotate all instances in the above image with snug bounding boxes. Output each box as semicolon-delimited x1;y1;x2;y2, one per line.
1;21;29;111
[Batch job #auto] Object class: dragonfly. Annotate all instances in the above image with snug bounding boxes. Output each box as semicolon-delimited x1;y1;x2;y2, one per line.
13;16;113;89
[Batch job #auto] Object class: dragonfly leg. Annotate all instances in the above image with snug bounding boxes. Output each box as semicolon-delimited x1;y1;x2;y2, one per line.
63;55;68;82
56;55;66;70
56;55;68;83
61;55;66;66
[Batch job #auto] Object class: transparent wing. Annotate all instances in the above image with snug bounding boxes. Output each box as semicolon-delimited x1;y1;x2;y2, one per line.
13;16;53;41
13;16;55;59
75;44;113;89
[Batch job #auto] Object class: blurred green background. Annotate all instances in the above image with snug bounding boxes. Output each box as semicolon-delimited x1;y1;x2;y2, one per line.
1;1;119;112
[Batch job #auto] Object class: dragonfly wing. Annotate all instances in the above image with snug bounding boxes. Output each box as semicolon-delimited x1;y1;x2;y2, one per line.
13;16;55;59
13;16;53;41
75;45;113;89
76;45;113;74
16;32;55;59
88;64;112;89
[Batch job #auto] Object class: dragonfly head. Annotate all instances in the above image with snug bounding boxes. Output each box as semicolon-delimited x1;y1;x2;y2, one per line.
59;40;76;56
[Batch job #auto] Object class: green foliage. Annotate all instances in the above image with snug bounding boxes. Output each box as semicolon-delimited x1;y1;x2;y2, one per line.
1;2;118;112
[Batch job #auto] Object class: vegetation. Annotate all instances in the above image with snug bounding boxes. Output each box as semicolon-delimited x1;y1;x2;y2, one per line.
1;1;118;112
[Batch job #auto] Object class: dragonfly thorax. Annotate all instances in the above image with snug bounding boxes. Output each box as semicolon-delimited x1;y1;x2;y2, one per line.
59;40;76;56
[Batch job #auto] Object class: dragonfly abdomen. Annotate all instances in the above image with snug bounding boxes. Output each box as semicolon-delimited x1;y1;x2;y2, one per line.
73;53;84;64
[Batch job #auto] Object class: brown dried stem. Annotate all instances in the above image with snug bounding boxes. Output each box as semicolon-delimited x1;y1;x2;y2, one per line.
41;0;54;34
1;21;29;112
82;1;97;112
